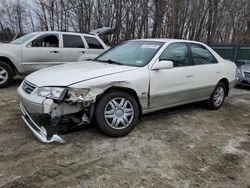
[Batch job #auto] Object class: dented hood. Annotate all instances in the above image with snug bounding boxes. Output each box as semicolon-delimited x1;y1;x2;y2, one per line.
25;61;138;87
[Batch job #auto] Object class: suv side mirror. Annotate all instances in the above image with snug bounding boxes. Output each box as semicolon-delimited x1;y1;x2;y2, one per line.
152;60;174;70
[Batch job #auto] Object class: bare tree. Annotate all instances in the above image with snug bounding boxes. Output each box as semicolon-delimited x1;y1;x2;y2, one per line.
0;0;249;44
151;0;166;38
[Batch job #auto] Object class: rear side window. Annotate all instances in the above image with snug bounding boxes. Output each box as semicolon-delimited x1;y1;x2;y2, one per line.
190;43;217;65
85;36;104;49
63;35;85;48
159;43;190;67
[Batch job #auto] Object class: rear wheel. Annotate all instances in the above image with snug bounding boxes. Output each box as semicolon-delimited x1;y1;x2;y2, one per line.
206;82;227;110
95;91;139;137
0;61;14;88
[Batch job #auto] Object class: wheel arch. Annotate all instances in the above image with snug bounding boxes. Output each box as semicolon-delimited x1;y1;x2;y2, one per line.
0;56;17;75
96;86;143;119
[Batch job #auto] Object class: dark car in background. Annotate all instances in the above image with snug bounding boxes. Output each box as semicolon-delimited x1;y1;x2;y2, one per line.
236;60;250;87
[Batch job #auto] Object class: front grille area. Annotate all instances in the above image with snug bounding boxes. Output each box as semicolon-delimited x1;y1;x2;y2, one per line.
244;72;250;78
22;80;36;94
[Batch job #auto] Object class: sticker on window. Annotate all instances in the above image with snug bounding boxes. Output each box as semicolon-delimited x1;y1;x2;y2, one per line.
141;44;159;49
136;60;143;64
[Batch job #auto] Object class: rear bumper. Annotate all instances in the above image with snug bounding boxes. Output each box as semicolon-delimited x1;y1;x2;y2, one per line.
229;80;236;88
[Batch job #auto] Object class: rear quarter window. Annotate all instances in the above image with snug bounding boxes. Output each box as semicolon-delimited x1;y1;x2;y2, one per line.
85;36;104;49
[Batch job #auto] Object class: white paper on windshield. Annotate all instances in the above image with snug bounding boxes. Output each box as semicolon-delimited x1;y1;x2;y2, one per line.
141;44;159;49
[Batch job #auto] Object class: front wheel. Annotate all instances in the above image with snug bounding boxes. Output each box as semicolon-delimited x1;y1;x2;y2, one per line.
206;82;227;110
95;91;139;137
0;61;14;88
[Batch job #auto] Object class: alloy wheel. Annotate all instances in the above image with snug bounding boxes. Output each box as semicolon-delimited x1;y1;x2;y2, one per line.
213;86;225;107
0;66;8;85
104;97;134;130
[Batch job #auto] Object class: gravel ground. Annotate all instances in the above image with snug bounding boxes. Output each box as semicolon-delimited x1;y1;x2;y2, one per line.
0;78;249;188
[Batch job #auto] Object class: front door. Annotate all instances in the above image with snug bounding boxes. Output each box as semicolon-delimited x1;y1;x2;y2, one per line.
149;42;195;109
22;33;61;72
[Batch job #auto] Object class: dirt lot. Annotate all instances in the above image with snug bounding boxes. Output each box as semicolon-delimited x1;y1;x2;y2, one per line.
0;78;249;188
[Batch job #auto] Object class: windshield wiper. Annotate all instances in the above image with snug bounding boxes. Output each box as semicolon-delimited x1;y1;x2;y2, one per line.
96;59;124;65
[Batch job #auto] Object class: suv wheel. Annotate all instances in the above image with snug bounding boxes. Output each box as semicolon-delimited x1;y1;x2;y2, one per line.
0;61;14;88
206;82;226;110
95;91;139;137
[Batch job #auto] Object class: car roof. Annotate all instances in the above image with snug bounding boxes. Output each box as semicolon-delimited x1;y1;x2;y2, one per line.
33;31;97;38
132;38;205;45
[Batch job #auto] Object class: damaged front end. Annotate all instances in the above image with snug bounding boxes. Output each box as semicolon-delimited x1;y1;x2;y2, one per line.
19;85;104;143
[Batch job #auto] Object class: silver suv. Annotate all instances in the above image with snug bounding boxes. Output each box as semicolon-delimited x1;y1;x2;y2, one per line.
0;29;110;87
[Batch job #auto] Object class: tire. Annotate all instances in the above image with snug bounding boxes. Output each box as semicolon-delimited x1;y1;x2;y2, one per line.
0;61;14;88
206;82;227;110
95;91;139;137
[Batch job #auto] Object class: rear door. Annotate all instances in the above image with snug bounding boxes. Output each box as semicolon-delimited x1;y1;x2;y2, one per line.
80;36;107;61
22;33;61;72
187;43;222;99
61;34;86;62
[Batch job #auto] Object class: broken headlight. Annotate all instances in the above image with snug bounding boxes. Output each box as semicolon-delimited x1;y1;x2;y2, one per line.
66;88;90;101
37;87;66;100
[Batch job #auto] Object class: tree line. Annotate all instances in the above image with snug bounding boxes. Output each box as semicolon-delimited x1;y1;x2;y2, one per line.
0;0;249;45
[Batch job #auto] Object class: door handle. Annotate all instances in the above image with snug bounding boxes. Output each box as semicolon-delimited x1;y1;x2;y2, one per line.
79;51;85;54
186;75;193;78
49;51;59;53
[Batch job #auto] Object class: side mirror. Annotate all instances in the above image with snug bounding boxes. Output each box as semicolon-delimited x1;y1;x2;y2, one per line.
152;60;174;70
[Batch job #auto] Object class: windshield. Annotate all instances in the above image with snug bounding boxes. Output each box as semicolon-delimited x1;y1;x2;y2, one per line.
11;33;37;45
95;41;164;67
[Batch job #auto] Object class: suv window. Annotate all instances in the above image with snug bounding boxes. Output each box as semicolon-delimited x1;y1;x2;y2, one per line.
85;36;104;49
30;34;59;47
159;43;189;67
190;43;217;65
63;34;85;48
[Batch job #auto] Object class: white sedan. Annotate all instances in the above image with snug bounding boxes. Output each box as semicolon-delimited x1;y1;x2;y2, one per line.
18;39;236;143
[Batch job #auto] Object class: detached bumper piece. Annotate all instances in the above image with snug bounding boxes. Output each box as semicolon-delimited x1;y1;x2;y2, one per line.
20;103;65;144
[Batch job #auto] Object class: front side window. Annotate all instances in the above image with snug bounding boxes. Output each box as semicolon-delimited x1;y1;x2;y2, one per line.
63;35;84;48
96;41;164;67
85;36;104;49
190;43;217;65
29;34;59;47
159;43;189;67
